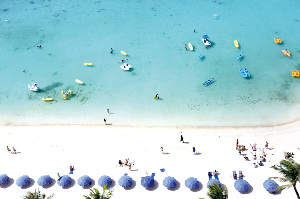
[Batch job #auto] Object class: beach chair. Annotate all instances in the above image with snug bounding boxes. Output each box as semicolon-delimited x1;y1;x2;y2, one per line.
214;174;219;180
233;171;237;180
69;170;73;174
239;171;243;179
208;172;212;180
151;173;155;178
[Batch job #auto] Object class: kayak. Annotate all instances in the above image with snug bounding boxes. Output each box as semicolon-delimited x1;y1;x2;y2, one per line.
237;53;242;60
120;51;127;55
239;68;250;78
199;53;203;59
188;43;194;51
282;49;291;57
203;78;214;85
42;98;53;101
234;40;239;48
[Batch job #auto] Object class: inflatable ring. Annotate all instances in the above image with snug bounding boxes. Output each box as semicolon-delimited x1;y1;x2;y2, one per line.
62;94;67;99
68;90;73;95
61;90;65;94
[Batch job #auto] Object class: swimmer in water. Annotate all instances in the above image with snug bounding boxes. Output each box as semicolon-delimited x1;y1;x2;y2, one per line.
110;48;113;53
23;69;26;72
214;15;218;19
193;29;195;32
37;45;41;48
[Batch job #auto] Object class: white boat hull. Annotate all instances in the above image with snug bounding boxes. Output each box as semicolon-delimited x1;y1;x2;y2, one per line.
120;63;132;71
202;38;211;46
28;83;39;91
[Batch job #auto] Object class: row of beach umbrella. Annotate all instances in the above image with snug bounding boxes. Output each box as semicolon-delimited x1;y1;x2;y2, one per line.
0;174;279;193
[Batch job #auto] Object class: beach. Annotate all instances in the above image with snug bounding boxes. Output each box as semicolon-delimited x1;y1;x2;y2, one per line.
1;123;300;199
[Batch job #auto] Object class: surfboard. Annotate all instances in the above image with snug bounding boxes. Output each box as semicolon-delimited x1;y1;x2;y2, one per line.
188;43;193;51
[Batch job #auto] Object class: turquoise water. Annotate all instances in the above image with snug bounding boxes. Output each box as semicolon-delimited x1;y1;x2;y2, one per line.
0;0;300;127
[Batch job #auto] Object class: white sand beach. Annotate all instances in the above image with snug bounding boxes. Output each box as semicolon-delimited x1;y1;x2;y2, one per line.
1;123;300;199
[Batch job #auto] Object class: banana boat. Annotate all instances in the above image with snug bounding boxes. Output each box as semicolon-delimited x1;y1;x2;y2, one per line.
234;40;239;48
42;98;53;101
120;51;127;55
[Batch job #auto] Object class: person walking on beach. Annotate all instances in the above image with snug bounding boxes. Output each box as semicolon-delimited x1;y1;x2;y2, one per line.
107;109;109;114
69;165;74;174
12;147;17;154
236;139;239;150
104;118;106;124
265;141;269;149
193;147;196;155
160;147;164;154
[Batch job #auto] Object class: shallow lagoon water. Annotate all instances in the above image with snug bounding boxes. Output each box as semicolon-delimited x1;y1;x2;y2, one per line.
0;0;300;127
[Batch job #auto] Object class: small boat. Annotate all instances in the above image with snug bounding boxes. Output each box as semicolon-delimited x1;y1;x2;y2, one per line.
120;51;127;55
239;68;250;78
188;43;194;51
282;49;291;57
28;83;39;91
84;63;93;65
42;98;53;101
120;63;132;70
203;78;214;85
234;40;239;48
237;53;242;60
199;53;203;59
202;35;211;47
75;79;84;84
274;38;282;43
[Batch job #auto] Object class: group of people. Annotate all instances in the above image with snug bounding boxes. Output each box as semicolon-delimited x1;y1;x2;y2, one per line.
236;139;269;168
7;146;17;154
118;159;132;170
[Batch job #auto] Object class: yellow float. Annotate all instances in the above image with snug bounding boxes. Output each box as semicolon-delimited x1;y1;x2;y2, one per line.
120;51;127;55
42;98;53;101
282;49;291;57
62;94;67;99
68;90;73;95
75;79;84;84
292;70;299;77
84;63;93;65
234;40;239;48
188;43;194;51
274;38;282;43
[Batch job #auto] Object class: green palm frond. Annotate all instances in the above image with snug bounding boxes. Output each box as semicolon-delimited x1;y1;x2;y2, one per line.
22;188;54;199
83;186;114;199
207;182;228;199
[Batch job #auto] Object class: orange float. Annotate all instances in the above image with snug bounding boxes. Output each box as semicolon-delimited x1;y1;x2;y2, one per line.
282;49;291;57
292;70;299;77
274;38;282;43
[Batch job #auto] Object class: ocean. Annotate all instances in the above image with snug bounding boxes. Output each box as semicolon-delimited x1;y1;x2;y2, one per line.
0;0;299;127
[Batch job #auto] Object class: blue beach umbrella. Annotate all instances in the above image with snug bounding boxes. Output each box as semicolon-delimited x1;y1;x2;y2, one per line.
118;173;132;187
202;35;209;39
263;179;279;193
163;176;177;188
37;175;51;186
77;175;91;187
207;179;221;186
0;174;9;185
185;177;199;189
16;175;30;187
57;175;71;187
141;176;154;188
234;179;249;192
98;175;112;187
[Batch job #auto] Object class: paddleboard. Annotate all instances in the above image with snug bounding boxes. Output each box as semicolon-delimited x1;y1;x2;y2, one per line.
237;53;242;60
84;63;93;65
120;51;127;55
188;43;193;51
42;98;53;101
234;40;239;48
203;78;214;85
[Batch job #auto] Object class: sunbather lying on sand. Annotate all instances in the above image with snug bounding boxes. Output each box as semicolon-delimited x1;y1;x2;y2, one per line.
243;155;249;161
285;152;294;159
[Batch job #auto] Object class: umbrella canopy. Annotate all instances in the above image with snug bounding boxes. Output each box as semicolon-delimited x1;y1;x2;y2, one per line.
0;174;9;185
234;179;249;192
263;179;279;193
57;175;71;187
185;177;199;189
118;174;132;187
98;175;112;187
163;176;177;188
207;179;221;186
202;35;209;39
77;175;91;187
37;175;51;186
16;175;30;187
141;176;154;188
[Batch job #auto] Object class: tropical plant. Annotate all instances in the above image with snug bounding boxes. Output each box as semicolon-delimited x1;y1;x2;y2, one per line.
83;185;114;199
22;188;54;199
207;182;228;199
270;158;300;199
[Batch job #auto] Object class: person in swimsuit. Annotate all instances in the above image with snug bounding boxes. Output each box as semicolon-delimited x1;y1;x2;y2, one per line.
193;147;196;155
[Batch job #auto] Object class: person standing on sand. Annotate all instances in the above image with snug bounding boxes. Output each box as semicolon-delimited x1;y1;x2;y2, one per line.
193;147;196;155
160;147;164;154
104;118;106;124
265;141;269;149
107;109;109;114
180;133;184;143
236;139;239;150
